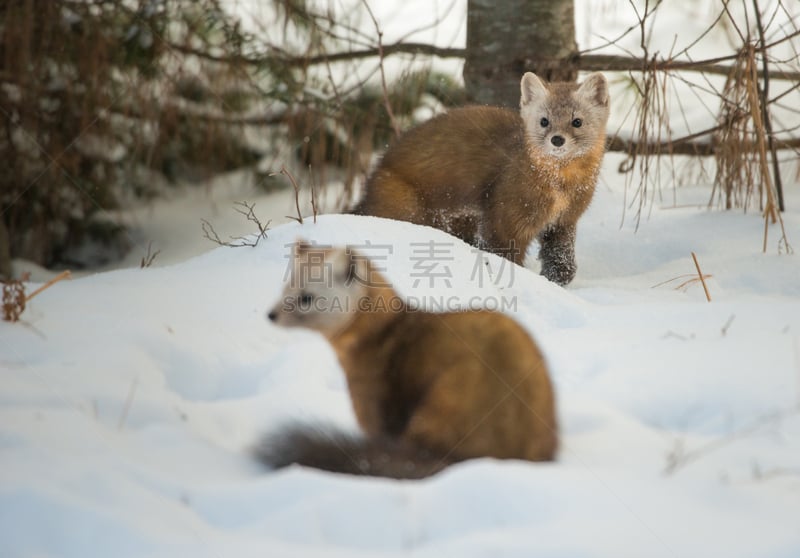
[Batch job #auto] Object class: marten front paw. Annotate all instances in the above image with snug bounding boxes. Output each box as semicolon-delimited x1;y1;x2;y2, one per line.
540;258;576;286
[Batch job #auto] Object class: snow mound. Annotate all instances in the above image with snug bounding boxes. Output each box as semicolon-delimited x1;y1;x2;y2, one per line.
2;189;800;557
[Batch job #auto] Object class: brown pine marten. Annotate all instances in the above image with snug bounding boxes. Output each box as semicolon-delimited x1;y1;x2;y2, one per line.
353;72;610;286
257;242;557;479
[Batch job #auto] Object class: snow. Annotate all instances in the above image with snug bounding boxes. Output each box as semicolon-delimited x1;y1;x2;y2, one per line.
3;162;800;556
3;0;800;556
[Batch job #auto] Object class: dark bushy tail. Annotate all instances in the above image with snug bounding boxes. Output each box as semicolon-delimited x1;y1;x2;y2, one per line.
254;424;450;479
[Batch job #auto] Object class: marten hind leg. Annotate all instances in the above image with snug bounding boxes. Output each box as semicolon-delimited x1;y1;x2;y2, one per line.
352;169;424;223
482;227;529;267
400;368;513;463
399;381;474;466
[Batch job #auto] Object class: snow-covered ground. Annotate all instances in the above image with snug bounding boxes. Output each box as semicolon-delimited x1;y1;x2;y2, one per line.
3;1;800;556
2;150;799;556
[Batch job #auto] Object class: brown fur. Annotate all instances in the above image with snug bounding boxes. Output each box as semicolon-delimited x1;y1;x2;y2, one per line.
258;243;557;478
353;73;610;286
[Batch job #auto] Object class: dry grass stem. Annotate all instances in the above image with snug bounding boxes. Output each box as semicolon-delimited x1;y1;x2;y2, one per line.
651;272;714;293
691;252;712;302
610;1;796;254
621;55;677;230
140;242;161;269
742;46;792;253
3;270;71;322
2;276;27;322
26;270;72;301
751;0;785;213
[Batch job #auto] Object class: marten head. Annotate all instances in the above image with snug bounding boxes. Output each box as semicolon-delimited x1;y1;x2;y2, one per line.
267;241;378;337
519;72;609;162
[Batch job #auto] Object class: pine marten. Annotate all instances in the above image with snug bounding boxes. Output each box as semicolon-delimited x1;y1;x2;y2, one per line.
352;72;610;286
256;241;557;479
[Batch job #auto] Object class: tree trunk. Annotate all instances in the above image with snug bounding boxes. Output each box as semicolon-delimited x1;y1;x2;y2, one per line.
464;0;578;107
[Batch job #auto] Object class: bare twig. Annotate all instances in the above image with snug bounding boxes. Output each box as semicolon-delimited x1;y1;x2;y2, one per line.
233;202;271;241
195;36;800;82
309;166;319;224
201;202;271;248
276;165;304;224
201;219;225;245
361;0;401;138
691;252;712;302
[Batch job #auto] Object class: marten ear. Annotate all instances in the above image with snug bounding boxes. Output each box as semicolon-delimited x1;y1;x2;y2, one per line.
576;73;609;108
520;72;548;107
293;238;313;257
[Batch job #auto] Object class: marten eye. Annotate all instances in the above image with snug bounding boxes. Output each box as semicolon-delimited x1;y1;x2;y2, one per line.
572;118;583;128
298;293;313;307
539;117;549;127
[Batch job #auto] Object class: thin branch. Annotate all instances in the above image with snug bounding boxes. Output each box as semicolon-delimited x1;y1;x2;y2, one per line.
577;50;800;80
277;41;464;66
361;0;401;138
164;37;800;82
201;202;270;248
232;201;271;241
606;129;800;156
309;165;319;224
201;219;225;245
277;165;304;224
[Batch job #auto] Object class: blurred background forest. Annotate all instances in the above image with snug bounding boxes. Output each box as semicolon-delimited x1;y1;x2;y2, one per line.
1;0;798;278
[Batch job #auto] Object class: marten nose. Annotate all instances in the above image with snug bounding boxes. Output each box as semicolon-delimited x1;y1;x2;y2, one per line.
267;310;278;322
550;135;565;147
